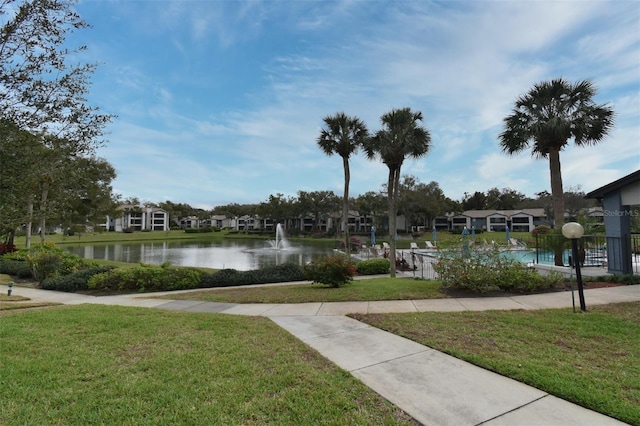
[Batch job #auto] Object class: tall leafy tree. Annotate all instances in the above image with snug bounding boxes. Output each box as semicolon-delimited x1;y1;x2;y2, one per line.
317;112;369;254
563;185;596;221
485;187;527;210
48;155;117;233
363;107;431;277
354;191;387;232
0;120;39;243
297;190;339;232
0;0;113;154
257;193;294;229
461;191;487;210
499;78;614;231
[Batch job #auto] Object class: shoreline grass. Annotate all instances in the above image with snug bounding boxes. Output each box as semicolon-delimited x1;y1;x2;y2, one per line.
14;229;533;250
351;302;640;425
0;305;417;425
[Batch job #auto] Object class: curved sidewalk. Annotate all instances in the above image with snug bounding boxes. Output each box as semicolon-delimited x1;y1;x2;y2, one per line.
2;284;638;425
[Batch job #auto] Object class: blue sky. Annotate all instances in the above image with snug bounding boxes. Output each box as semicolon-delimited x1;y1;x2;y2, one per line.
74;0;640;209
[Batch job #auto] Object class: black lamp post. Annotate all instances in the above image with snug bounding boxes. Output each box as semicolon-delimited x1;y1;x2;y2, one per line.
562;222;586;312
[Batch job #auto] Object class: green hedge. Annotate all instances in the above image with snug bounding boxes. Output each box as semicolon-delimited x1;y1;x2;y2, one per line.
0;259;33;278
41;266;117;292
88;264;203;292
355;258;390;275
200;262;305;288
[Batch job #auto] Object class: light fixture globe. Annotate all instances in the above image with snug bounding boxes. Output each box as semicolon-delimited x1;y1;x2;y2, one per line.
562;222;584;239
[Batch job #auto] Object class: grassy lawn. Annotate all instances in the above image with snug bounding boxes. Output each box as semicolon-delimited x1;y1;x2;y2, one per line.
351;302;640;425
14;229;531;249
0;293;60;311
0;305;417;425
14;229;227;248
156;277;444;303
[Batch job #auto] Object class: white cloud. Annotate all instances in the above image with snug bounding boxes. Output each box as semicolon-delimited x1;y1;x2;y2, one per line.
78;0;638;207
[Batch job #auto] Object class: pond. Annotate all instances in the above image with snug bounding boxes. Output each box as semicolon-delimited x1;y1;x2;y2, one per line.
62;239;339;271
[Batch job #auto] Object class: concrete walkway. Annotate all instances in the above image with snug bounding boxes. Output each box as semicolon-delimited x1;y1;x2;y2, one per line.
2;283;638;425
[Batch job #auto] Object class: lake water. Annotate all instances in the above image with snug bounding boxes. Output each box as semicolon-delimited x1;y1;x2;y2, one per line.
63;239;338;271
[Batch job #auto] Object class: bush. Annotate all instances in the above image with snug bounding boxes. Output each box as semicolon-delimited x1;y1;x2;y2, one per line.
26;243;92;282
356;258;390;275
200;262;305;288
595;274;640;285
88;264;203;292
3;243;93;282
0;242;17;256
0;259;33;278
433;245;554;293
303;255;356;288
41;266;116;292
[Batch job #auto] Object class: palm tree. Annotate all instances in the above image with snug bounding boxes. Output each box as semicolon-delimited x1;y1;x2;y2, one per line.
499;78;614;266
363;107;432;277
317;112;369;255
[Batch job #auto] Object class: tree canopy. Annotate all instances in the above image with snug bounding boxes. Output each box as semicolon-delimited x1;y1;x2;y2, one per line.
499;78;614;230
317;112;369;253
0;0;113;154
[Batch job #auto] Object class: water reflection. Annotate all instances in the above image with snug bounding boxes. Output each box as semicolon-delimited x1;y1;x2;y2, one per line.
64;239;337;271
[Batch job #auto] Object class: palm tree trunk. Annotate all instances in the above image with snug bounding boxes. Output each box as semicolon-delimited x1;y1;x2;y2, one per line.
388;167;399;277
342;157;350;258
548;146;565;266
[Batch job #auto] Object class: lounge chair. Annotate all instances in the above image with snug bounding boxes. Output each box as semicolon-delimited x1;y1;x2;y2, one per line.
509;238;524;248
382;242;390;250
425;241;436;249
410;242;419;250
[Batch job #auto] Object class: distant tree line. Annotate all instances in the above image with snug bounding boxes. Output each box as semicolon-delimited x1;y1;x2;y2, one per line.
129;181;597;237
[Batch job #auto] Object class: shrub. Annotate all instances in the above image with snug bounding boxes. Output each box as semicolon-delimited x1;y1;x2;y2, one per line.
433;245;552;293
356;258;390;275
0;259;33;278
596;274;640;285
25;243;92;282
41;266;116;292
303;255;356;288
199;262;305;288
3;243;93;282
0;242;17;256
88;264;202;292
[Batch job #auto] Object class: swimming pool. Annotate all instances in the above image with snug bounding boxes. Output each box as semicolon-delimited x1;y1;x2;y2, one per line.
500;249;606;267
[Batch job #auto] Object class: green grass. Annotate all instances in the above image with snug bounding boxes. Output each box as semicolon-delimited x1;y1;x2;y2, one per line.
14;229;532;249
156;277;444;303
351;302;640;425
0;305;417;425
0;293;60;311
14;229;227;248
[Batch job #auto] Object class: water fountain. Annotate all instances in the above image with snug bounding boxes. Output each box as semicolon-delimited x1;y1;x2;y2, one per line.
266;223;289;250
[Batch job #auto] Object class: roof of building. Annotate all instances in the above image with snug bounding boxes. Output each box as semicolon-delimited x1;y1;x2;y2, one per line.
450;208;546;219
585;169;640;200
